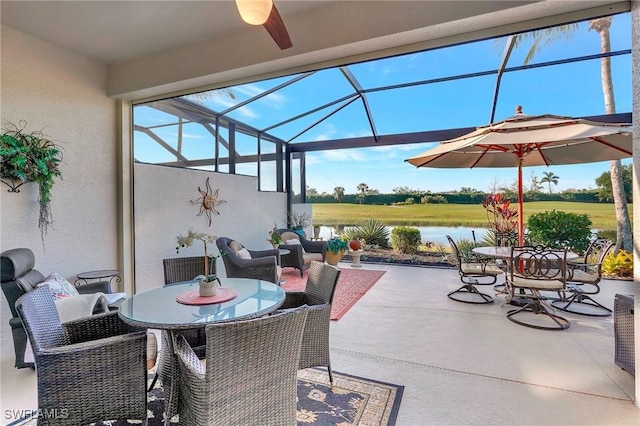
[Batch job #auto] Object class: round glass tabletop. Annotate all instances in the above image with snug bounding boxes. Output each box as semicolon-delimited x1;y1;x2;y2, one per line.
119;278;285;330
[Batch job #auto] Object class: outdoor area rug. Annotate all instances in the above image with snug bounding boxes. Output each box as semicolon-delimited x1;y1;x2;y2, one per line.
280;267;386;320
9;369;403;426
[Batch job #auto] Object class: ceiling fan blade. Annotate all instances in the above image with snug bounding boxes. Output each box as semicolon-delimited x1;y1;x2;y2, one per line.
263;3;292;50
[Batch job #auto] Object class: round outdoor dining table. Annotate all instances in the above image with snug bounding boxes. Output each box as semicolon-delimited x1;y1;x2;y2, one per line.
472;246;579;260
472;246;579;307
119;278;286;425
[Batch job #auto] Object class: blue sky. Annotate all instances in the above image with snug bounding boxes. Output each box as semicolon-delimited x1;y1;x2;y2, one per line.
134;13;632;196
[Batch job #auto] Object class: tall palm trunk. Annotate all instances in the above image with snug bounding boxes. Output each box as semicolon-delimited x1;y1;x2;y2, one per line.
590;17;632;252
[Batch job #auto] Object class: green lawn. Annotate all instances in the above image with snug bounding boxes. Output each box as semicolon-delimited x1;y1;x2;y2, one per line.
311;202;629;231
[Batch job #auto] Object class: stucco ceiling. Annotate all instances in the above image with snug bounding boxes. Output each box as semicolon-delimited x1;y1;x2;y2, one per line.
2;0;625;66
1;0;629;100
0;1;333;64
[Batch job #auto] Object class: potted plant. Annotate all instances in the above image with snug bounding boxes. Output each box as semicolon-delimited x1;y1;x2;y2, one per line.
0;121;62;241
267;223;282;248
286;211;312;237
176;230;221;296
326;236;348;266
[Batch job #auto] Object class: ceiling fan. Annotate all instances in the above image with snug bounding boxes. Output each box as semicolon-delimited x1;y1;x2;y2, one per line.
235;0;293;50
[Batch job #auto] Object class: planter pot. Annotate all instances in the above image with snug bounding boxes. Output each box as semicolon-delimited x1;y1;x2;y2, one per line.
199;280;218;297
326;251;344;266
293;227;306;238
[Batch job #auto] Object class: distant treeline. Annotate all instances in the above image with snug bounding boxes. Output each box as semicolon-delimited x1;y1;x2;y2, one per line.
307;191;603;205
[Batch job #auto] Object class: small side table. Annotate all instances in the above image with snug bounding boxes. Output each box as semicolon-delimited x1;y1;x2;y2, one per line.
75;269;120;293
277;249;290;285
347;250;364;267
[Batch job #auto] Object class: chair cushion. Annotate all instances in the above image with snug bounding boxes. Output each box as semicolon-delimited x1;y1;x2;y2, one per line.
303;253;324;264
511;276;565;290
286;239;305;253
280;231;299;241
568;269;598;283
37;272;79;299
236;248;252;259
461;263;503;276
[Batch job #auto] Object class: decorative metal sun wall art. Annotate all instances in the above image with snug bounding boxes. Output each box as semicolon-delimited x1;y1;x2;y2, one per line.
190;177;227;226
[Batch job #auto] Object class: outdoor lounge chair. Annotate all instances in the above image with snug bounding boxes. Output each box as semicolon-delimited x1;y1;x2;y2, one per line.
216;237;281;283
446;235;502;304
0;247;116;369
551;238;614;316
16;286;149;425
174;306;308;425
276;229;326;277
279;260;341;383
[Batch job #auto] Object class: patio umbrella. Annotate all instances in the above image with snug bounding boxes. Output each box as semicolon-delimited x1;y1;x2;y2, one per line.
405;107;633;246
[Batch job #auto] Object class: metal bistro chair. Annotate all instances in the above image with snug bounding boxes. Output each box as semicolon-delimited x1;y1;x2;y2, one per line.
175;306;308;426
507;246;570;330
551;238;614;317
279;261;341;384
447;235;502;304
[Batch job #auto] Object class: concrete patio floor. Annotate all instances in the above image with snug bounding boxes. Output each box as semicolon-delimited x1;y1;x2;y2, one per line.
1;262;638;425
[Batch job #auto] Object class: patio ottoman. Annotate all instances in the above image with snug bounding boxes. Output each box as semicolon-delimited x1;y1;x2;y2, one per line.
614;294;635;376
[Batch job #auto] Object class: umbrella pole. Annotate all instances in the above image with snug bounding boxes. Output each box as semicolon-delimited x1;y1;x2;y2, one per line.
517;158;524;246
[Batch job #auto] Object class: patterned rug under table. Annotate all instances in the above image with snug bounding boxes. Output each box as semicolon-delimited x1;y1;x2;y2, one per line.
9;369;403;426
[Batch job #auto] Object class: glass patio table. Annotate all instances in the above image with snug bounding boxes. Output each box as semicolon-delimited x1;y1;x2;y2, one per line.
119;278;285;424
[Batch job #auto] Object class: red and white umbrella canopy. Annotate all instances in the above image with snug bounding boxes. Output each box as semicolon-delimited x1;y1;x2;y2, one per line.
406;108;633;245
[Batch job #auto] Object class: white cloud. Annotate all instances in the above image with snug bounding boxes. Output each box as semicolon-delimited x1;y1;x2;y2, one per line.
321;150;366;162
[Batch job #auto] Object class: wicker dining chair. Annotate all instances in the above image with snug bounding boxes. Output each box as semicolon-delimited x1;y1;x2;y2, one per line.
16;286;148;425
162;255;217;285
174;306;308;426
279;260;341;383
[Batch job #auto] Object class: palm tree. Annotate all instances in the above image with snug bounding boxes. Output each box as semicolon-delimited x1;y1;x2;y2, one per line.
333;186;345;202
356;183;369;204
512;16;631;252
540;171;559;194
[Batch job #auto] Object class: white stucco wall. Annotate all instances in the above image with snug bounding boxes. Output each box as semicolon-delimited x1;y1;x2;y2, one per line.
0;26;119;283
133;163;287;292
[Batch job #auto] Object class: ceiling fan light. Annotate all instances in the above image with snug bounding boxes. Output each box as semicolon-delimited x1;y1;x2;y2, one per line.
236;0;273;25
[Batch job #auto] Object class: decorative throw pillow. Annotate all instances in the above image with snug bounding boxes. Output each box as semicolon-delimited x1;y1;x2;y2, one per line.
37;272;80;299
285;239;306;253
236;248;252;259
229;240;243;254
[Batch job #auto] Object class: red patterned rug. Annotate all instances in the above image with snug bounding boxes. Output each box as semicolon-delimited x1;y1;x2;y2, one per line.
280;267;386;320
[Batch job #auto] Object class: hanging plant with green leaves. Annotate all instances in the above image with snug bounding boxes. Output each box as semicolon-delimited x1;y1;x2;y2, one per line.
0;120;63;240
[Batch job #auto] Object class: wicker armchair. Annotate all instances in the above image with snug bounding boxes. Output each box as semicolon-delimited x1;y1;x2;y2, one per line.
163;255;217;285
279;261;341;383
174;306;308;426
0;247;115;369
276;229;326;277
216;237;281;284
16;286;148;425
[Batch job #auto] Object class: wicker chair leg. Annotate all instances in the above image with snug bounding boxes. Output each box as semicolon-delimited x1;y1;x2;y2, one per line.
328;365;334;385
